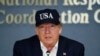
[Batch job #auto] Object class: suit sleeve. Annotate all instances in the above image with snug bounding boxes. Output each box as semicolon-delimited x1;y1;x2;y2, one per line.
78;44;85;56
13;41;21;56
73;42;85;56
70;42;85;56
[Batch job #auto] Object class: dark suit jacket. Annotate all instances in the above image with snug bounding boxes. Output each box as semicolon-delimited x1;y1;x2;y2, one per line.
13;35;84;56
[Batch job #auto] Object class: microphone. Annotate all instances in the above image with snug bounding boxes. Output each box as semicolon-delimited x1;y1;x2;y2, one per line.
46;51;50;56
63;52;67;56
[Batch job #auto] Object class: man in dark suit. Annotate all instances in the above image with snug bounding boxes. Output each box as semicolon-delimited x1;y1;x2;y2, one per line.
13;9;85;56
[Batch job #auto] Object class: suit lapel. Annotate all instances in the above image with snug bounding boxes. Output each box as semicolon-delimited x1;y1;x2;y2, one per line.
30;36;42;56
57;36;69;56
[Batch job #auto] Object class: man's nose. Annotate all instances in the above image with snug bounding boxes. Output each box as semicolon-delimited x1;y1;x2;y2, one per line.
45;27;50;34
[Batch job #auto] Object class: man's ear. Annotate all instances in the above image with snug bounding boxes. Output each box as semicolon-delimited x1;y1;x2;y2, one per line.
59;27;62;34
35;27;38;34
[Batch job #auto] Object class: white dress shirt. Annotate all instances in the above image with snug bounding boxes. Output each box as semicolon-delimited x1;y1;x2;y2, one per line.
40;41;58;56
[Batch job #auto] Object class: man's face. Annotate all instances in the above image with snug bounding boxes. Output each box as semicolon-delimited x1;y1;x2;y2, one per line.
36;23;62;46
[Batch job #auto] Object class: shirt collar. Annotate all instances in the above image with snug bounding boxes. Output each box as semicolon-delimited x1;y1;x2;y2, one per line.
40;41;59;52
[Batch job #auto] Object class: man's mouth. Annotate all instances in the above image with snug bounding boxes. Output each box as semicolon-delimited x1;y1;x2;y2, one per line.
45;36;52;39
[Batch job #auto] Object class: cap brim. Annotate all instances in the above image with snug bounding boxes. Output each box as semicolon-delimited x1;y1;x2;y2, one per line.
36;19;60;26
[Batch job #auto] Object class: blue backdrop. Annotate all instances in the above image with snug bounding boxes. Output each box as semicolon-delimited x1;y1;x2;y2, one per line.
0;0;100;56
